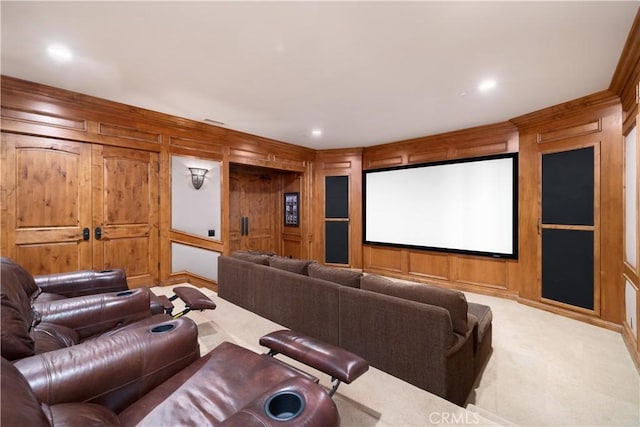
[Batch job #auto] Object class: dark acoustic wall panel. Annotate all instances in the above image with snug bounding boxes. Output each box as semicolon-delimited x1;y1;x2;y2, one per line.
325;176;349;219
326;221;349;264
542;147;594;226
542;228;594;310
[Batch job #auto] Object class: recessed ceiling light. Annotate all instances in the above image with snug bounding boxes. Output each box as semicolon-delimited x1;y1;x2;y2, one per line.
47;44;73;62
478;79;497;92
311;129;322;137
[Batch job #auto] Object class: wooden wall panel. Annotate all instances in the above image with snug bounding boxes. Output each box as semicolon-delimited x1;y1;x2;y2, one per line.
537;119;601;143
103;237;150;276
453;140;509;158
16;243;80;276
313;149;363;267
611;9;640;368
1;76;314;290
169;136;224;154
99;122;161;144
1;107;86;131
365;246;403;272
407;251;450;281
280;172;305;259
365;156;403;170
513;92;622;328
282;233;302;259
455;256;509;290
407;149;448;165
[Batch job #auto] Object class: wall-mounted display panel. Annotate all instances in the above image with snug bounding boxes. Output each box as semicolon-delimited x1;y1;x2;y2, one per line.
363;153;518;259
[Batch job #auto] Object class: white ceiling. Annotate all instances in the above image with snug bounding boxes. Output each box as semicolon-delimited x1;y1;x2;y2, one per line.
1;1;637;149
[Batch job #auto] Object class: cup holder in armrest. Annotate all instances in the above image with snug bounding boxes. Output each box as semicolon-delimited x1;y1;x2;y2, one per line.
150;323;175;334
264;391;305;421
115;290;134;297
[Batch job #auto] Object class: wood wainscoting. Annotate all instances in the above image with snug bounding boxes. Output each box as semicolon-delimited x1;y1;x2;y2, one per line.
364;245;517;297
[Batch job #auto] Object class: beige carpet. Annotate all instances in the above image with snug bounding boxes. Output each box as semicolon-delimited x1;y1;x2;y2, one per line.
152;285;639;426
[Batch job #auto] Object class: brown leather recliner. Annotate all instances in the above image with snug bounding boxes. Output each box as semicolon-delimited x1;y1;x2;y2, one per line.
1;257;173;361
1;257;217;319
1;256;171;315
3;316;369;426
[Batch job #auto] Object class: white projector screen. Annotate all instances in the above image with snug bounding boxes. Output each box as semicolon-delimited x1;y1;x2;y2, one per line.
364;153;518;259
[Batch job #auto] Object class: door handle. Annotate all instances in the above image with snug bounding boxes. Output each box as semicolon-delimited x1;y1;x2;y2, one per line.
82;227;90;241
95;227;102;240
240;217;249;236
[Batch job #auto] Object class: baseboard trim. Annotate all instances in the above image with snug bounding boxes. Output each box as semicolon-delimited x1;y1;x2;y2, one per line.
517;297;622;332
622;322;640;373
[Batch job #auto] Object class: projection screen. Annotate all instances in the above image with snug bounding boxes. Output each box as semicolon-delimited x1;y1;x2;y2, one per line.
363;153;518;259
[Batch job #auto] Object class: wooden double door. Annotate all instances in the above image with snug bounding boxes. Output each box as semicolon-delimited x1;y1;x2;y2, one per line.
1;133;159;287
228;165;279;254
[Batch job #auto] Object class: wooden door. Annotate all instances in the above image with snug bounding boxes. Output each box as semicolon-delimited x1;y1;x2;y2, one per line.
1;133;93;274
92;145;159;287
229;166;277;253
539;142;600;314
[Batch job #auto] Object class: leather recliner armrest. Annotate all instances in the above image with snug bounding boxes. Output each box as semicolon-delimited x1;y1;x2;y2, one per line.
33;288;152;338
220;377;339;427
14;317;200;414
260;330;369;385
33;269;129;298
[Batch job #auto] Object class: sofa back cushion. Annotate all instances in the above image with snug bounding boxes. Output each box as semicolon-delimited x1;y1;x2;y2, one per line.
252;265;341;346
307;263;362;288
230;251;271;266
361;275;469;334
268;256;313;275
338;286;457;398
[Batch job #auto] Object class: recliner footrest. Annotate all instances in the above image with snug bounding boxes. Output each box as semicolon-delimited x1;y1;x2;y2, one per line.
259;330;369;396
168;287;216;318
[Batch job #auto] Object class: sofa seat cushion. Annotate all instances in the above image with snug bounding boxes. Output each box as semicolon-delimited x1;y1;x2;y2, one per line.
119;341;307;426
361;275;470;335
231;251;271;265
467;302;492;344
308;263;362;288
269;256;313;275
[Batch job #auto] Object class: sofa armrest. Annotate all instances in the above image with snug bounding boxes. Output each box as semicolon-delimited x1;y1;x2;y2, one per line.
33;288;151;338
220;377;339;427
14;317;200;413
33;269;129;297
260;330;369;385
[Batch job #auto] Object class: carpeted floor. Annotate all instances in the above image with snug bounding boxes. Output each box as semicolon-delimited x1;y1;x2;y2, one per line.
153;285;639;426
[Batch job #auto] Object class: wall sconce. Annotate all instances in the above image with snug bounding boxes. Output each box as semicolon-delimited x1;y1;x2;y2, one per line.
188;167;208;190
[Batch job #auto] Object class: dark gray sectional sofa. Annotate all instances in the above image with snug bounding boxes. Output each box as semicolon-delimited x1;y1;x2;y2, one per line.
217;252;492;406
